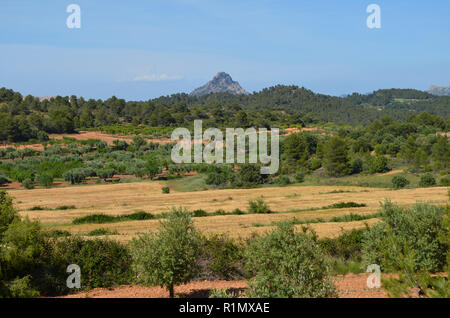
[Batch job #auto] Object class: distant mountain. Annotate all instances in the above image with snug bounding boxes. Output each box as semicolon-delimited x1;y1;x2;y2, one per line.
190;72;248;97
428;85;450;96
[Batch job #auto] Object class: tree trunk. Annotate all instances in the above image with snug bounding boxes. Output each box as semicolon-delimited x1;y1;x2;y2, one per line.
169;285;174;298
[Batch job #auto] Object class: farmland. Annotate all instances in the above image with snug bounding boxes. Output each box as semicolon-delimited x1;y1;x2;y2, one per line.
10;181;448;241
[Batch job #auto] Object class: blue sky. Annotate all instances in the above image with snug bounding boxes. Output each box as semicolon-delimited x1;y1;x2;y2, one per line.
0;0;449;100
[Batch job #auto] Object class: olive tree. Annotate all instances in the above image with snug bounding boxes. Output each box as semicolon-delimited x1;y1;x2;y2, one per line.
129;208;202;297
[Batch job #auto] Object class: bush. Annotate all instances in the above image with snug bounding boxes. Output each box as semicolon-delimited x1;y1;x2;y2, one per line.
275;175;291;186
351;158;364;174
22;178;35;190
162;186;170;194
294;172;305;183
38;174;54;188
319;229;366;261
419;173;436;187
129;208;202;297
392;176;410;189
203;234;243;280
362;201;447;272
368;155;389;174
244;223;337;298
248;198;271;214
440;177;450;186
51;237;132;290
193;209;208;217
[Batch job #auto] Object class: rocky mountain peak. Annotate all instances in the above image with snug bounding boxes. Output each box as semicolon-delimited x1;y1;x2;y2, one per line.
190;72;248;97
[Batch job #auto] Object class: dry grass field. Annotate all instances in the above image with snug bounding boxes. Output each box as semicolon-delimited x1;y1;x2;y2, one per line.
8;181;448;241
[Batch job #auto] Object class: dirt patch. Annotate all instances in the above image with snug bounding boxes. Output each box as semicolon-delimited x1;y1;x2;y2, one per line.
58;273;389;298
49;131;173;145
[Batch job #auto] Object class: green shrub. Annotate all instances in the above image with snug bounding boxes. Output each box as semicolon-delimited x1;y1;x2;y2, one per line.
351;158;364;174
392;176;410;189
244;223;337;298
203;234;243;280
419;173;436;187
276;175;291;186
51;237;132;290
129;208;202;297
56;205;76;210
319;229;366;261
368;155;389;174
362;201;447;272
294;172;305;183
193;209;208;217
162;186;170;194
22;179;35;190
328;202;366;209
38;174;54;188
248;198;271;214
29;206;45;211
440;177;450;186
232;208;245;215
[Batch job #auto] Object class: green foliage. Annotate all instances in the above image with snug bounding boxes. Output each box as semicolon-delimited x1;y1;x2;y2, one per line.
248;198;271;214
368;155;390;174
441;177;450;186
37;173;53;188
294;172;305;183
275;175;291;186
244;223;337;298
22;178;35;189
0;190;19;237
72;211;155;224
162;186;170;194
362;201;447;273
129;208;202;297
52;237;132;290
323;137;351;177
234;164;268;187
319;229;366;261
419;173;436;187
203;234;243;280
392;176;410;189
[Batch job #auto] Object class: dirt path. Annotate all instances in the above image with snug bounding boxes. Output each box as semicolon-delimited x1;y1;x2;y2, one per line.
59;273;388;298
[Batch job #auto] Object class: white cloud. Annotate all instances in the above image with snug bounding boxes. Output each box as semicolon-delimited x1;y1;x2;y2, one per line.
132;73;183;82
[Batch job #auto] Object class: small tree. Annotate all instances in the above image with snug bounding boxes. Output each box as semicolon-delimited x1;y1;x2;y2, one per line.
38;173;54;188
419;173;436;187
323;136;351;177
244;223;337;298
22;179;35;190
248;197;271;214
368;155;389;174
392;176;410;189
130;208;202;297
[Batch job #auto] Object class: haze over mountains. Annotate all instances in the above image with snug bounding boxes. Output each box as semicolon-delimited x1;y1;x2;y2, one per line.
190;72;248;97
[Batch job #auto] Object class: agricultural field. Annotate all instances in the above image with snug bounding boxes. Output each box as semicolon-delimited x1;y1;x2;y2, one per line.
10;181;448;241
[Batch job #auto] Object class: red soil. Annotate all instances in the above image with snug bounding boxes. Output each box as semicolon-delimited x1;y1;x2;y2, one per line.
59;273;389;298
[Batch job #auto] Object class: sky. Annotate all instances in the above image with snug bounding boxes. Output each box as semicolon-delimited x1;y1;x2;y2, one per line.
0;0;449;101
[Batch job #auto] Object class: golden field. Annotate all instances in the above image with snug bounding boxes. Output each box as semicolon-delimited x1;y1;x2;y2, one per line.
7;182;448;241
